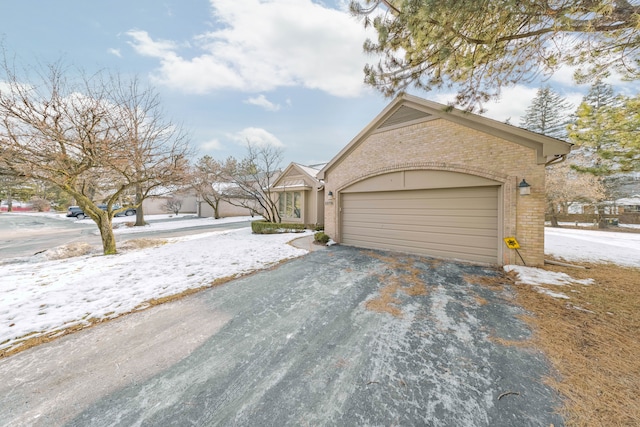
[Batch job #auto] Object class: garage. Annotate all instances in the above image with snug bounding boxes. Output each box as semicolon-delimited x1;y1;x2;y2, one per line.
341;186;499;264
319;94;572;266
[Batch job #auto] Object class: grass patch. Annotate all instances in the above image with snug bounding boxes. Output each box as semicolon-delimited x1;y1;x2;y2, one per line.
505;259;640;426
119;238;168;251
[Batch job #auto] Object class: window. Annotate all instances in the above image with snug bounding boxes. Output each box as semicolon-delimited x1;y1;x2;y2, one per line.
279;192;301;219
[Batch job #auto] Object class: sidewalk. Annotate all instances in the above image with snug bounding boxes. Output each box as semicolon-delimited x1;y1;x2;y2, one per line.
290;234;327;252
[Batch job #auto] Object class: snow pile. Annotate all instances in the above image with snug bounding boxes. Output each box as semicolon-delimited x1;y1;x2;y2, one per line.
504;265;594;299
1;228;309;353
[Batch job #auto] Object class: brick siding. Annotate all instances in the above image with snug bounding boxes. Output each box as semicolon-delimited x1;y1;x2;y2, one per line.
324;118;546;266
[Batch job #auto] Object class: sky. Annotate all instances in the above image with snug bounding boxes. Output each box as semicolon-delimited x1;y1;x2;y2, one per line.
0;0;637;166
1;211;639;355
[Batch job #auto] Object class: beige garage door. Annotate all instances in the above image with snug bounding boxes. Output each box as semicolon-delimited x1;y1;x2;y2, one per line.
341;186;499;264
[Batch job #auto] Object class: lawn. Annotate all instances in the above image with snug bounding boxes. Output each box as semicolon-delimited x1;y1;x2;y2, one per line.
507;226;640;426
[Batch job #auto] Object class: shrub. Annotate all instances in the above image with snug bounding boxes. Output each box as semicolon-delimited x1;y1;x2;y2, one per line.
314;231;330;244
31;198;50;212
251;220;306;234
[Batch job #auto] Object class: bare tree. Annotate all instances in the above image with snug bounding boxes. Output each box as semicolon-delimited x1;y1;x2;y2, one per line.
102;74;192;226
546;158;607;227
222;143;282;223
192;155;227;219
164;197;183;216
0;58;192;254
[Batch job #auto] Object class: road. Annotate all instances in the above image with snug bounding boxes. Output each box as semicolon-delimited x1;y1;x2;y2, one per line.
0;213;251;259
0;246;564;426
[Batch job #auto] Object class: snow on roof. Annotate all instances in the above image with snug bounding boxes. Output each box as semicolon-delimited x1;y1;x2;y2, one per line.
295;163;323;179
616;196;640;206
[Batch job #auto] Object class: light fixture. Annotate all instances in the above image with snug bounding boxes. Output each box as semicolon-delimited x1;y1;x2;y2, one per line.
327;191;334;200
518;179;531;196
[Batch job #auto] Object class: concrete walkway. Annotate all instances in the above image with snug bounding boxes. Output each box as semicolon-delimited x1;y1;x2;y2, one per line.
289;233;327;252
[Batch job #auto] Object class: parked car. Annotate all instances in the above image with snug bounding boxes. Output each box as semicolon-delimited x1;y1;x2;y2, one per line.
66;204;136;219
66;206;86;219
97;204;137;217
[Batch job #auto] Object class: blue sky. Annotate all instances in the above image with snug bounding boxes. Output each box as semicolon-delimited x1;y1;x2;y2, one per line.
0;0;636;166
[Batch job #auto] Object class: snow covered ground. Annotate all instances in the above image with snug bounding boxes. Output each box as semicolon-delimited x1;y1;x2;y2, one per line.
545;227;640;268
1;214;309;353
1;214;639;354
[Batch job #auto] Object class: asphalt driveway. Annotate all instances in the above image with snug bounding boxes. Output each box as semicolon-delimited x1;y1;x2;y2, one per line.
0;246;563;426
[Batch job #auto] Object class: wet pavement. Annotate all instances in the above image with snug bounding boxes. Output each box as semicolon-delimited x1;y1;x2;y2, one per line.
0;246;564;426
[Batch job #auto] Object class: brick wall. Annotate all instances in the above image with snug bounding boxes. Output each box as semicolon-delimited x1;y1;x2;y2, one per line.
324;118;546;266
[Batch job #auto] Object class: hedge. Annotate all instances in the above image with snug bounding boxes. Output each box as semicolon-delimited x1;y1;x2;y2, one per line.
251;220;306;234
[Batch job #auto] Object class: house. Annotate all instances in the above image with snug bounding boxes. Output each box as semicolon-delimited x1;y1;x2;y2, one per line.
197;182;258;218
143;193;197;215
270;163;324;226
319;94;572;266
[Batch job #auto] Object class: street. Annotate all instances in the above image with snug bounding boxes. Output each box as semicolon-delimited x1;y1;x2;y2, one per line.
0;213;251;259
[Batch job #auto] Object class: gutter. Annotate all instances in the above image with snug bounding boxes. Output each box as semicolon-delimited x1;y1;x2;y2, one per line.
545;154;567;167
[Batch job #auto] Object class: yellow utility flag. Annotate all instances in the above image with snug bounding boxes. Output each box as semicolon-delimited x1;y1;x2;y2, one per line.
503;237;520;249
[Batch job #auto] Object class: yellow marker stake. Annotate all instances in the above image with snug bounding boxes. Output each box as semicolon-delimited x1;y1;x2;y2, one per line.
504;237;520;249
503;237;525;265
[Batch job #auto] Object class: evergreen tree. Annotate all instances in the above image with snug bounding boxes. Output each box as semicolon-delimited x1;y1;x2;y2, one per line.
568;85;640;227
583;79;616;111
350;0;640;109
519;86;572;140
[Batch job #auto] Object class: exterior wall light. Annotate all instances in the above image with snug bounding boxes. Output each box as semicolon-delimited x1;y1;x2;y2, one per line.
518;179;531;196
327;191;334;200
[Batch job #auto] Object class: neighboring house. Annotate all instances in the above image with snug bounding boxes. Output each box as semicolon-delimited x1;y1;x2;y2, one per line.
619;197;640;224
319;94;572;266
569;196;640;224
618;197;640;213
198;182;260;218
142;191;197;215
270;163;325;226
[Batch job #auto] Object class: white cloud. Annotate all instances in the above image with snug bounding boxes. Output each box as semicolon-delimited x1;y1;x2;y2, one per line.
548;64;581;86
126;29;179;58
126;0;374;97
200;138;224;151
228;127;284;147
107;48;122;58
433;85;540;124
244;94;281;111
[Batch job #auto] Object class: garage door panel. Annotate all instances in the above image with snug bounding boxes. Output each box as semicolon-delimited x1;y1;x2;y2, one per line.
344;197;498;211
343;226;497;247
343;235;498;261
343;209;498;227
343;186;497;199
341;186;499;264
343;224;498;241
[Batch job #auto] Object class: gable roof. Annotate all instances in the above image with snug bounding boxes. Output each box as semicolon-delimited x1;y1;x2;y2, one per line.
319;94;573;179
271;162;323;190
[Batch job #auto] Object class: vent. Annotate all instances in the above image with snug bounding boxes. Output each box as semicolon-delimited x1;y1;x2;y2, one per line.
378;106;431;129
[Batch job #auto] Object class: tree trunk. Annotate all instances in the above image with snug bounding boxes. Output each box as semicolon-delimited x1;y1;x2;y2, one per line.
95;215;117;255
134;185;145;226
549;205;560;227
